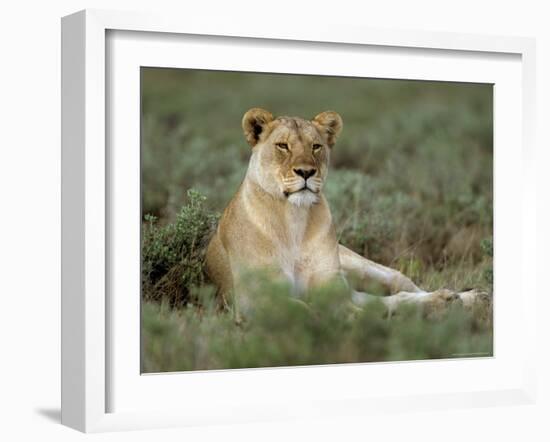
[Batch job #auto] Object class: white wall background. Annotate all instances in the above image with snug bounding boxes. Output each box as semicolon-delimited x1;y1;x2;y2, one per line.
0;1;548;440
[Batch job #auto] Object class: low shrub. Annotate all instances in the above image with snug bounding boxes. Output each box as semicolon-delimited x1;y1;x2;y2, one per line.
141;189;219;307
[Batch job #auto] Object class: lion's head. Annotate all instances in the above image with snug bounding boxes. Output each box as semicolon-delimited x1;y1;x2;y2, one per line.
242;108;343;207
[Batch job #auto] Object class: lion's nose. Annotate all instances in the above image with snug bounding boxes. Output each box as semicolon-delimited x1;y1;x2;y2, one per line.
293;168;317;180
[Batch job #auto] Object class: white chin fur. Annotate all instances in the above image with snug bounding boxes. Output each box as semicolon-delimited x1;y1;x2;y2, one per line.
287;190;319;207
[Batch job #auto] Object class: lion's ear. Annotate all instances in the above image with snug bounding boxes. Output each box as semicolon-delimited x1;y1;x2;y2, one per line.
242;108;274;147
312;111;343;147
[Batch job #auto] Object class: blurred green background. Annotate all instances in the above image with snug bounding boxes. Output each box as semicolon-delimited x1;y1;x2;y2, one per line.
140;68;493;372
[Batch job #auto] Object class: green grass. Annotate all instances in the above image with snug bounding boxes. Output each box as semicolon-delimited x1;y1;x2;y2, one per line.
140;68;493;372
142;280;492;373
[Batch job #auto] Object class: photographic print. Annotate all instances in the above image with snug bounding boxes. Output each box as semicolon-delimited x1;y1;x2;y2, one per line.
140;68;493;373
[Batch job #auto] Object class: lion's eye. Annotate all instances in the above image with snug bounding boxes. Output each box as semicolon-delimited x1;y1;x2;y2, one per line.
312;143;323;151
276;142;289;150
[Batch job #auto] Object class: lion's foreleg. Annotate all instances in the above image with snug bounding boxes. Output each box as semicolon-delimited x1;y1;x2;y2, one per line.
338;244;421;294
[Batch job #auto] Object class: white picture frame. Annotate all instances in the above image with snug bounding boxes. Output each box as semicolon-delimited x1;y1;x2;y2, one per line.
61;9;537;433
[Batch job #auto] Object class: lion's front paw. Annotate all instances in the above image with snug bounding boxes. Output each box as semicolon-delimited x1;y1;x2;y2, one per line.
457;288;491;308
421;288;492;320
457;288;492;324
382;287;492;320
382;289;456;316
419;289;461;317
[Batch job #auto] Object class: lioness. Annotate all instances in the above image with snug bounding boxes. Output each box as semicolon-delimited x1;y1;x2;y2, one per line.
206;108;479;317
